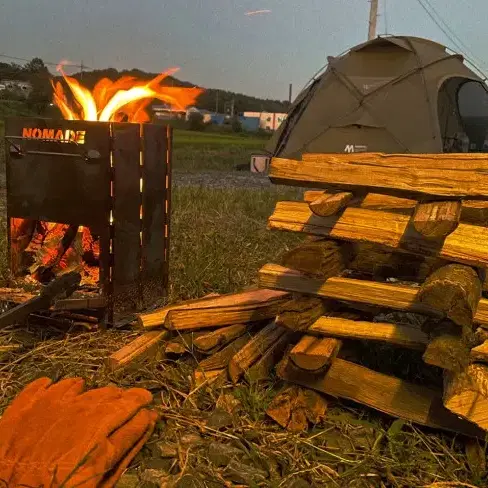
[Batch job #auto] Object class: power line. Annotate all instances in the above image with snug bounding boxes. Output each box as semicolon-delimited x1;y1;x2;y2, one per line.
414;0;488;77
0;53;91;71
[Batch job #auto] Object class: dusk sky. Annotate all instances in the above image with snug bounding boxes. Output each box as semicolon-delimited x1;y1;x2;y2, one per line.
1;0;488;100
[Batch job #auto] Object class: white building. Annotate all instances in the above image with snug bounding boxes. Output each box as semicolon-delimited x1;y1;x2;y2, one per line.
0;80;33;97
242;111;287;131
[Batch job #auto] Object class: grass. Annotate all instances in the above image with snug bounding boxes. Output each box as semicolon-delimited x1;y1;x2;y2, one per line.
0;118;486;487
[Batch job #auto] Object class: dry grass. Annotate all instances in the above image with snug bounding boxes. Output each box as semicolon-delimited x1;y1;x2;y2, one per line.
0;122;486;487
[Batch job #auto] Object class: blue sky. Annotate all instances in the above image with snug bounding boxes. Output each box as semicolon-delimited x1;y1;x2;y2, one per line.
1;0;487;100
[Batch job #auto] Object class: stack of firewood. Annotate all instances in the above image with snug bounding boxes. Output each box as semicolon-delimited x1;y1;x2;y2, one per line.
110;152;488;439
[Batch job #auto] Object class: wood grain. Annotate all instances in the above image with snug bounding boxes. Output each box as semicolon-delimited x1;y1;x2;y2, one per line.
309;192;353;217
290;336;342;371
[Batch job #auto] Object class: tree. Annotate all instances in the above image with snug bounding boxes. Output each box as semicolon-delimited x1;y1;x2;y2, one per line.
187;111;205;131
24;57;48;74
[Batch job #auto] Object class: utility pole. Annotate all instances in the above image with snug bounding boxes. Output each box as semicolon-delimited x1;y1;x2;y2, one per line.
80;60;84;80
215;90;219;113
288;83;293;103
368;0;378;41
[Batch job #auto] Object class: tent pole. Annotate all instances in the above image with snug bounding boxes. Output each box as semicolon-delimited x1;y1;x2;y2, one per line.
368;0;379;40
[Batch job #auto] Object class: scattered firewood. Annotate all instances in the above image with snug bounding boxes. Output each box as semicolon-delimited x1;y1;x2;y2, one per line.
308;316;429;350
266;385;328;432
0;288;35;304
278;355;484;438
418;264;481;329
309;192;354;217
290;336;342;371
245;331;295;382
471;341;488;363
268;201;488;268
271;154;488;200
276;295;332;331
106;330;168;371
164;331;207;356
444;363;488;430
258;264;488;327
53;296;107;310
137;288;289;330
193;324;248;353
281;239;354;279
0;272;81;329
412;200;462;238
193;369;227;388
228;321;288;383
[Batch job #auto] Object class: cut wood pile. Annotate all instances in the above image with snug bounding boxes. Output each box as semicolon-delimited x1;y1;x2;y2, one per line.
108;152;488;438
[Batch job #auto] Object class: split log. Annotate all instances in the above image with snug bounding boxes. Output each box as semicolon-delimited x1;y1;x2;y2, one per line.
281;239;354;279
245;331;295;382
422;322;471;372
164;332;207;356
258;264;488;328
309;192;353;217
228;321;287;383
471;341;488;362
276;295;332;331
278;356;484;438
308;316;429;350
270;154;488;200
418;264;481;329
197;335;252;372
268;201;488;268
193;324;248;353
193;369;227;388
304;190;488;225
0;272;81;329
290;336;342;371
265;385;328;432
475;328;488;346
412;200;462;239
444;364;488;430
106;330;168;371
138;289;289;330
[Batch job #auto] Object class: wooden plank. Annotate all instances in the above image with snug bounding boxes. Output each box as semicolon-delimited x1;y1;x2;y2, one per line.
141;123;170;303
111;123;142;310
106;330;168;371
270;154;488;200
268;201;488;268
471;340;488;362
278;356;485;438
290;336;342;371
258;264;488;328
418;264;482;329
444;364;488;430
197;334;252;372
138;288;289;330
53;297;107;311
309;192;353;217
308;316;429;350
228;321;287;383
304;190;488;226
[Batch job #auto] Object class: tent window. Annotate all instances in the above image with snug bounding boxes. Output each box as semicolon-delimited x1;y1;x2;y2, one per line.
457;81;488;152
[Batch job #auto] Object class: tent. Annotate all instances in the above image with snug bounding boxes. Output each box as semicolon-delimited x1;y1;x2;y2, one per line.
266;36;488;159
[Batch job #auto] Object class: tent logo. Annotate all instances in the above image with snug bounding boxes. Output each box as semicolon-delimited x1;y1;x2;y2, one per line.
344;144;367;153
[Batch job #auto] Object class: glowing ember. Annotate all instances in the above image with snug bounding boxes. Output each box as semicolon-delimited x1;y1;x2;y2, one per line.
52;63;204;123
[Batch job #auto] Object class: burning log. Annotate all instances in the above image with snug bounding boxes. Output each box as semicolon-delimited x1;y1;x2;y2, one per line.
0;272;81;329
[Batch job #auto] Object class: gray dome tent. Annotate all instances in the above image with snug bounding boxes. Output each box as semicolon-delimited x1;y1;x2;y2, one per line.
266;35;488;159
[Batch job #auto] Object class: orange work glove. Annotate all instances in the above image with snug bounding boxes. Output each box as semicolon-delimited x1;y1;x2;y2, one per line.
0;377;158;487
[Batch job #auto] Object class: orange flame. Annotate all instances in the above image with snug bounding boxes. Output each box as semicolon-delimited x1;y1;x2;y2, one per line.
52;63;203;122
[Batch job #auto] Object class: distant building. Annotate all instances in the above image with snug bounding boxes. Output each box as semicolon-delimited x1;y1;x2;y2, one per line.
0;79;33;97
152;104;186;120
242;111;287;131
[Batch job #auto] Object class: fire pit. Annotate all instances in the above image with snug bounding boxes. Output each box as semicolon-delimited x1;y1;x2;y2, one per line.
4;116;172;324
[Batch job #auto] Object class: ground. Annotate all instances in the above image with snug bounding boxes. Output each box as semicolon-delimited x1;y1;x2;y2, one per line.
0;124;485;487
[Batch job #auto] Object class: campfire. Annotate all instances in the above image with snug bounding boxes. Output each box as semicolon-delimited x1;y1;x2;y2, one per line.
9;66;203;291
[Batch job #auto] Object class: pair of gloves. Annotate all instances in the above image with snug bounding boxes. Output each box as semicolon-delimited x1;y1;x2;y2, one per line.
0;377;158;487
